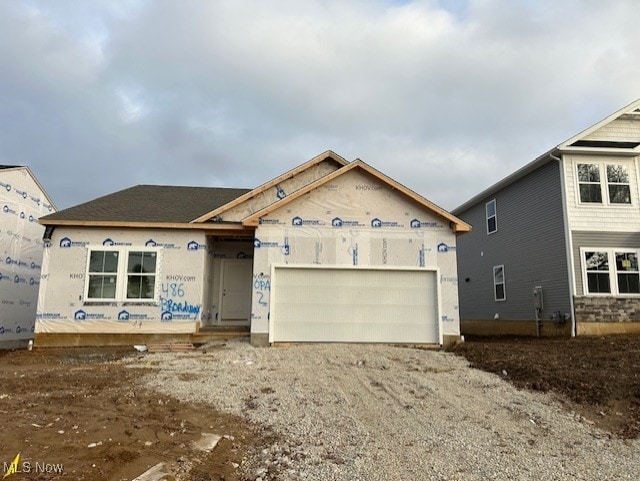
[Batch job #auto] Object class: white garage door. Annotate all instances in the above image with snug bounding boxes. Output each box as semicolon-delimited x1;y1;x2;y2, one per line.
270;266;441;344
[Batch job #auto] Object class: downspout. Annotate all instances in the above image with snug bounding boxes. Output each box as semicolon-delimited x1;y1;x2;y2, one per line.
551;150;577;337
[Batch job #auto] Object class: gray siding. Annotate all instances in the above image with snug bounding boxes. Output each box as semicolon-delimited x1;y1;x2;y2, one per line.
456;160;571;320
572;231;640;296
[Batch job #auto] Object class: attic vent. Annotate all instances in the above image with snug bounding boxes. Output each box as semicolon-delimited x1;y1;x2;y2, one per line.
570;140;640;149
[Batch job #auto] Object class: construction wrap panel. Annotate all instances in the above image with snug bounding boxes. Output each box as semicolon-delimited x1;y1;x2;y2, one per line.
0;168;54;343
221;159;342;221
250;168;460;338
36;228;207;334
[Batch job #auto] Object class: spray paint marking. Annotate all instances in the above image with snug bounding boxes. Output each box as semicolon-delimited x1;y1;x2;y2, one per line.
254;274;271;306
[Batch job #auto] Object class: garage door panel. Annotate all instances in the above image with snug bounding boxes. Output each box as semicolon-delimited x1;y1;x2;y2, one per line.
271;267;440;344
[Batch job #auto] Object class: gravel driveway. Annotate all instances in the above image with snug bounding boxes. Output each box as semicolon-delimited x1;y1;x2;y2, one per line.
138;339;640;480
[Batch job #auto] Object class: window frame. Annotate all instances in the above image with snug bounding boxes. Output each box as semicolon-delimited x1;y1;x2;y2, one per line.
85;249;121;301
580;247;640;296
493;264;506;302
486;199;497;235
576;162;633;206
576;163;602;204
84;246;160;303
605;164;632;205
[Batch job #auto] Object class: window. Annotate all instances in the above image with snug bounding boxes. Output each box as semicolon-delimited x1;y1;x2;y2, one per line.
577;163;632;205
493;265;506;301
486;199;497;234
584;251;610;294
126;251;157;299
577;164;602;203
616;252;639;294
87;250;119;299
85;247;159;302
582;248;640;295
606;165;631;204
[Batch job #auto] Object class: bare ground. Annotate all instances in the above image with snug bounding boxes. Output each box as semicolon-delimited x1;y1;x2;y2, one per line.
1;334;639;479
0;347;270;480
453;334;640;438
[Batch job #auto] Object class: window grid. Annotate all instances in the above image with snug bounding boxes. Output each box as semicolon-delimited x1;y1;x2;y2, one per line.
493;265;506;302
87;250;119;300
582;248;640;296
486;199;497;235
126;251;157;299
84;247;159;302
606;165;631;204
577;163;632;205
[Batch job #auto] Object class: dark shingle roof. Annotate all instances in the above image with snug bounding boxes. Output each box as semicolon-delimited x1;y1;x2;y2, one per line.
41;185;250;224
0;165;22;170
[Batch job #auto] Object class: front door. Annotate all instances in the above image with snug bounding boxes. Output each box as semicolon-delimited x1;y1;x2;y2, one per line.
220;259;253;323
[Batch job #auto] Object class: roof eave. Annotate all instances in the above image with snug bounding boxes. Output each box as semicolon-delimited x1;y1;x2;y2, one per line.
452;148;559;216
1;165;58;211
38;218;254;233
557;146;640;156
560;98;640;147
192;150;349;223
242;159;471;234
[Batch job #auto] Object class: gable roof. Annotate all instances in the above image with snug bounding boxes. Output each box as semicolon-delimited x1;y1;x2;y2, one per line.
559;98;640;153
1;165;58;211
193;150;348;223
452;148;558;215
40;185;250;226
242;159;471;233
453;98;640;215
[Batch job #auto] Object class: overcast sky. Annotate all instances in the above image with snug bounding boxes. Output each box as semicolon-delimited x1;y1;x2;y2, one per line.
2;0;639;212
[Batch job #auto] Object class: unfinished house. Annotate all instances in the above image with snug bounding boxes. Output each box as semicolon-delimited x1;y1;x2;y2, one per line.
36;151;470;347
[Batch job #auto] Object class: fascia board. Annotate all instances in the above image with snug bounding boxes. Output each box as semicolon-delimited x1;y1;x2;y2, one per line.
192;150;349;223
452;149;557;216
243;160;471;233
38;218;254;234
559;98;640;149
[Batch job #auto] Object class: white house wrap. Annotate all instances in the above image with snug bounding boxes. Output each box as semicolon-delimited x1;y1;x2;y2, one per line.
36;152;469;346
249;167;460;344
0;166;56;348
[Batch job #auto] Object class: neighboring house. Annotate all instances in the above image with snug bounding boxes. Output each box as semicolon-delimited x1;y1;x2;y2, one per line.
36;151;470;347
0;165;56;349
453;99;640;337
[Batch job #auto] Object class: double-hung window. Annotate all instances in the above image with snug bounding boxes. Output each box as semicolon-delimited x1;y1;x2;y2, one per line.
577;163;631;205
606;165;631;204
615;252;639;294
493;265;506;301
582;248;640;295
577;164;602;203
486;199;497;234
584;250;610;293
85;247;159;302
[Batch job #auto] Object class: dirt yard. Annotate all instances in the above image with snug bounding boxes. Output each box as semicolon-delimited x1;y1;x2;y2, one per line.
0;335;639;480
0;347;271;481
454;334;640;439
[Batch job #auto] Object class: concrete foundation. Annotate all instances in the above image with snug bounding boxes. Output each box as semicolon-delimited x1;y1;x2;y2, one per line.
576;322;640;336
35;329;249;348
251;332;270;347
461;319;571;337
442;334;463;350
0;339;31;351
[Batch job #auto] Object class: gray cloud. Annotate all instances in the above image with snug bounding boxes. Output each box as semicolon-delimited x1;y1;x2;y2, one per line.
1;0;639;210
